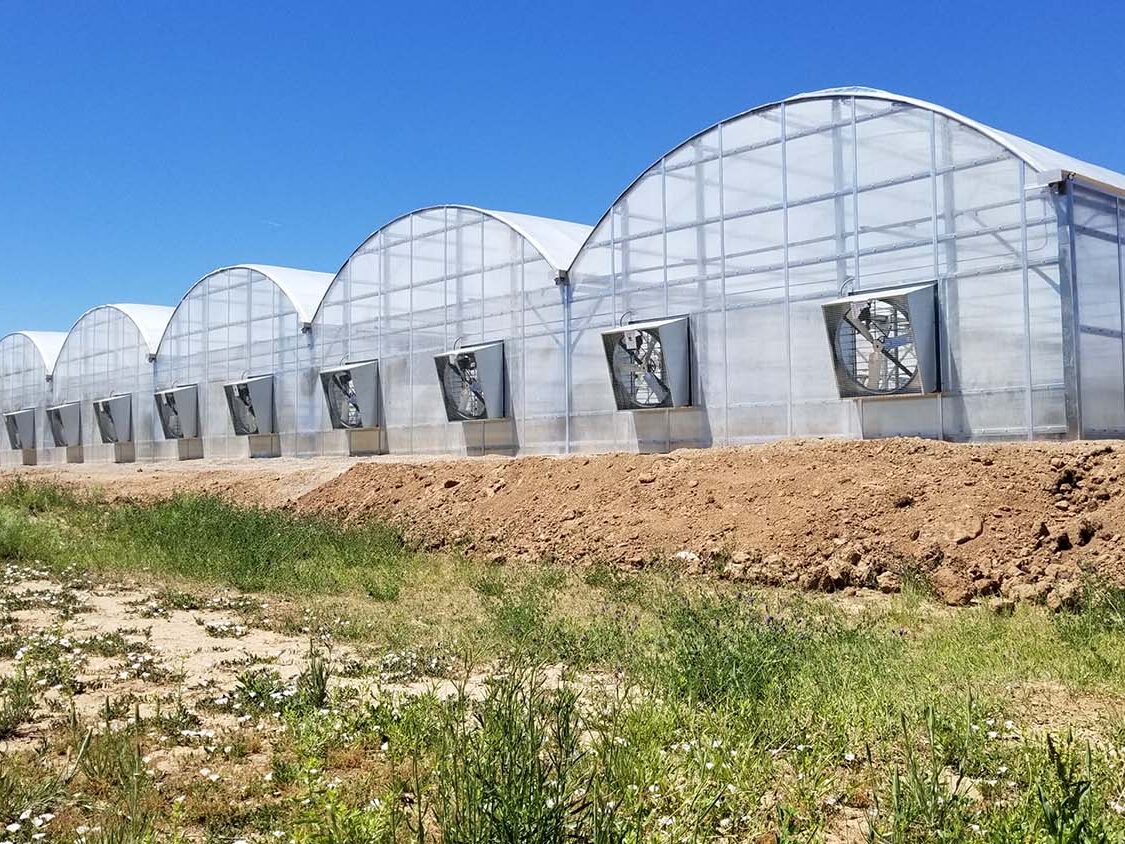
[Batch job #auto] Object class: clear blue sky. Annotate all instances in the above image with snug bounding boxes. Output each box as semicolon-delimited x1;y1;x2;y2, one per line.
1;0;1123;337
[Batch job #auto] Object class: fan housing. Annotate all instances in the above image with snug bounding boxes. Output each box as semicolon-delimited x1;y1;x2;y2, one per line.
821;283;939;399
93;394;133;444
320;360;380;430
223;375;276;436
46;401;82;447
3;409;35;451
433;342;506;422
154;384;200;440
601;316;692;411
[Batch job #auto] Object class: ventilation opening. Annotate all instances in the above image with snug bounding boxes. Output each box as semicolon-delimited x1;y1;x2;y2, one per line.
3;408;35;451
93;394;133;444
154;384;200;440
46;401;82;448
434;341;507;422
822;283;939;399
223;375;276;436
320;360;380;430
601;316;692;411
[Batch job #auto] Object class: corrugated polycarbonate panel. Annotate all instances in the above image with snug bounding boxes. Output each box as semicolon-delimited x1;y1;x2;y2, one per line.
567;94;1065;450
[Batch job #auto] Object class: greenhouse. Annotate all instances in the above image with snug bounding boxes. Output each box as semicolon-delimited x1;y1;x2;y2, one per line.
310;206;591;455
565;86;1125;451
47;304;174;463
0;331;67;466
153;264;333;459
5;86;1125;460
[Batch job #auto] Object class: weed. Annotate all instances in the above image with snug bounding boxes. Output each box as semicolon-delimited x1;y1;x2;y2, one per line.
376;646;455;684
0;668;34;738
3;485;1125;841
472;573;506;597
430;664;602;843
363;569;403;602
646;591;809;707
869;708;974;842
2;478;82;513
298;650;332;711
1037;734;1111;844
107;494;409;594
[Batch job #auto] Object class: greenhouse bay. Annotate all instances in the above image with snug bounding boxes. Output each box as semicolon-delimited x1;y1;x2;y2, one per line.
4;87;1125;463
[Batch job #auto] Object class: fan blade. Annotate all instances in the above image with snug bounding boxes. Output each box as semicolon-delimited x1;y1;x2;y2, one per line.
845;310;914;379
843;310;879;347
638;337;658;366
642;371;669;399
622;343;649;371
882;334;912;350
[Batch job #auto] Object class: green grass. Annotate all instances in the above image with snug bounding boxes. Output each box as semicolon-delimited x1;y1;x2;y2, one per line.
3;479;1125;841
0;477;411;593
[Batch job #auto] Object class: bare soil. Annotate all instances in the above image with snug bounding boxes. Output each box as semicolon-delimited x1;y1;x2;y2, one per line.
10;438;1125;606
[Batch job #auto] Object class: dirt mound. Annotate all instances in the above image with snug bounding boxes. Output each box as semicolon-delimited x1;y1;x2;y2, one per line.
7;439;1125;606
294;439;1125;608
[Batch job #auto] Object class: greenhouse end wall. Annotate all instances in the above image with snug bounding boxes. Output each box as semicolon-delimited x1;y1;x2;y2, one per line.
0;332;64;466
47;306;172;464
566;94;1068;453
154;266;332;460
311;207;590;456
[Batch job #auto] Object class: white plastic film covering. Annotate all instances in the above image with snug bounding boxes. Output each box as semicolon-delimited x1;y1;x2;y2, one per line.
0;332;62;463
154;266;331;458
567;94;1067;450
312;206;589;456
1070;184;1125;436
48;306;171;463
11;89;1122;459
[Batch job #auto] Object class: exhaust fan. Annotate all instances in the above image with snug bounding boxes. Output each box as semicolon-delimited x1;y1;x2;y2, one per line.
320;360;380;430
3;409;35;450
434;342;506;422
47;401;82;447
223;375;276;436
601;316;691;411
154;384;200;440
93;394;133;444
821;283;939;398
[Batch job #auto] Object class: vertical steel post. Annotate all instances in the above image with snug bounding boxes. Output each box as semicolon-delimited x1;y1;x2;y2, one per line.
1019;162;1035;440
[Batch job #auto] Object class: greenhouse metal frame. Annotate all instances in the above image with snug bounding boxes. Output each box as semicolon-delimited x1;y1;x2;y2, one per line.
4;86;1125;463
152;264;333;459
565;87;1125;451
47;304;173;464
0;331;67;466
310;205;591;455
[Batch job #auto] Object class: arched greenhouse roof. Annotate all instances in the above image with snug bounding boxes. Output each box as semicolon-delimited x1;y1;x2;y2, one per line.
1;331;68;372
569;85;1125;265
176;263;334;325
157;264;334;354
800;87;1125;191
363;205;591;272
316;204;592;322
58;304;175;363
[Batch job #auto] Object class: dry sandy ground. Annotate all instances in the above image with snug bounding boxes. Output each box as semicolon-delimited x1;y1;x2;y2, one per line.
8;438;1125;606
0;567;328;754
0;563;480;762
9;456;359;508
